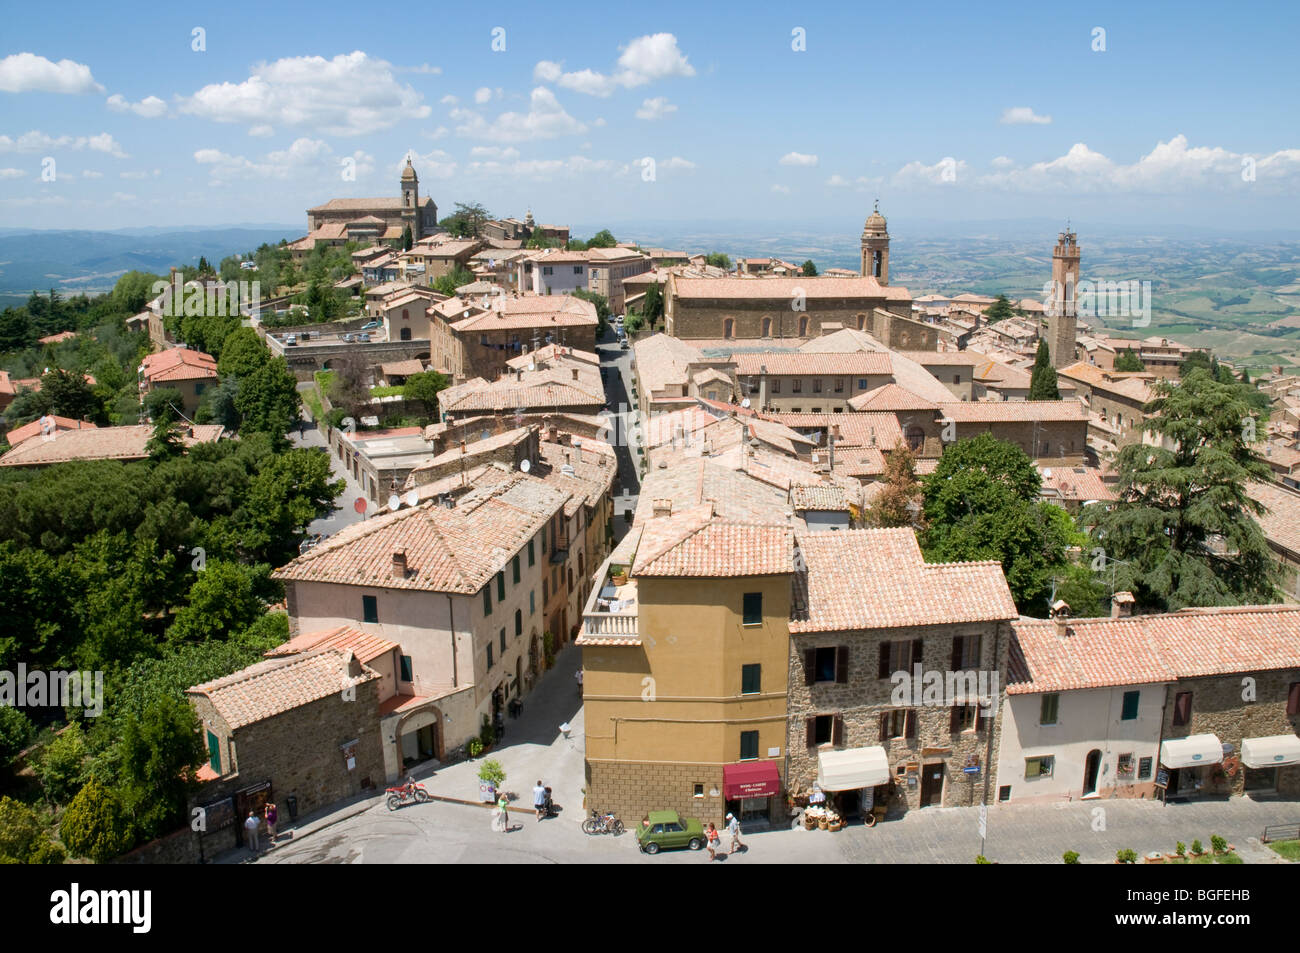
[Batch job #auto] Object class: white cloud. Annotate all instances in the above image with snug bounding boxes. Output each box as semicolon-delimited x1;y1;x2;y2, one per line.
0;53;103;94
635;97;676;121
401;63;442;75
81;169;103;179
474;87;493;105
119;168;161;180
893;156;967;186
179;51;431;136
440;94;458;105
452;87;586;143
1000;106;1051;125
771;184;790;194
0;168;26;179
424;126;448;140
0;130;127;157
990;155;1015;168
532;33;694;97
106;93;167;118
465;154;626;180
469;145;520;160
194;137;375;183
248;125;274;138
779;152;818;167
400;149;456;179
660;156;695;171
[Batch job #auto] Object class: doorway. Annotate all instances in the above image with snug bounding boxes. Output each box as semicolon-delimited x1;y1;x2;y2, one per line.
920;763;944;807
1083;749;1102;796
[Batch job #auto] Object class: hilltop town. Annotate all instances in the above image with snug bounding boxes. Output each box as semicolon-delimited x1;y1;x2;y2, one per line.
1;159;1298;870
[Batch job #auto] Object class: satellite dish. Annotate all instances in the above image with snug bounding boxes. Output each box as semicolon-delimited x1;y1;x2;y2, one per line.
528;363;536;372
403;489;419;507
741;398;751;408
388;494;401;511
520;459;532;473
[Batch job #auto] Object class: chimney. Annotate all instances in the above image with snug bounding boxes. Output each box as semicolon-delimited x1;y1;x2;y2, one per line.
652;499;673;518
392;549;408;579
1050;599;1071;638
571;368;579;381
1111;591;1135;619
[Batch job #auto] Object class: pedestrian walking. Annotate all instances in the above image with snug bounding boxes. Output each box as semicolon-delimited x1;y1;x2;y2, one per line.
494;710;505;742
705;822;720;860
575;668;584;693
495;792;509;833
244;812;260;853
532;780;547;821
265;802;278;843
726;812;745;853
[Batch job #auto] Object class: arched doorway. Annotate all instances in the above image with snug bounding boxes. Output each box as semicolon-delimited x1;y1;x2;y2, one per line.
1083;749;1102;796
905;425;925;452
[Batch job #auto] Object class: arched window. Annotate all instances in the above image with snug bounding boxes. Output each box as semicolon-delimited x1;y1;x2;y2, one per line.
723;318;734;339
402;309;409;321
799;316;809;337
905;426;925;452
761;317;772;337
515;609;522;638
857;314;866;331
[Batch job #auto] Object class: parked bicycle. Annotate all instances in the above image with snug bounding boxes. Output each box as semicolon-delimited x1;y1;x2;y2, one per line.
582;809;624;835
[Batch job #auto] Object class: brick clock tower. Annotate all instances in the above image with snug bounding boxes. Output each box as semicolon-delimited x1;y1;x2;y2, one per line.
401;157;420;241
1046;229;1080;369
860;201;890;285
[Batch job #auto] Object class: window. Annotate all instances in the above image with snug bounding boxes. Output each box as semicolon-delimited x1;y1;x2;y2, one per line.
512;555;521;584
857;378;868;390
741;664;761;695
1138;757;1153;780
949;704;978;733
515;609;523;637
834;378;844;393
483;587;492;616
1288;681;1300;717
543;579;549;602
496;571;505;600
954;373;961;384
399;655;413;682
530;590;536;614
1025;755;1055;778
739;731;759;761
1039;693;1060;726
1116;753;1134;778
878;708;916;741
542;266;552;275
998;785;1011;802
487;644;494;668
499;629;507;654
362;595;378;624
951;634;981;670
206;731;221;773
878;639;922;679
693;784;705;798
805;715;843;749
1121;690;1140;721
1172;691;1193;727
541;527;547;553
807;645;848;684
528;539;535;566
792;378;802;393
771;379;781;394
573;265;583;275
742;592;763;625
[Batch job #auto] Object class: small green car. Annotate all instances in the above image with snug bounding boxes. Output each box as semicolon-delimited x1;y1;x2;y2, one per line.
636;811;706;854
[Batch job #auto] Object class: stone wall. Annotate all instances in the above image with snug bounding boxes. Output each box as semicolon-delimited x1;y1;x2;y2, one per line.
114;825;204;865
786;621;1011;812
1161;669;1300;797
668;297;912;341
587;759;732;830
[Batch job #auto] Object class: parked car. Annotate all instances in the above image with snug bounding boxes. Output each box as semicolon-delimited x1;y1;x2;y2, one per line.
342;333;356;343
620;338;630;350
636;811;705;854
361;320;382;331
284;333;297;346
357;332;371;342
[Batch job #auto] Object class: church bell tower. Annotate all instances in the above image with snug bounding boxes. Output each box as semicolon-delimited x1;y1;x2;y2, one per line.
860;201;890;285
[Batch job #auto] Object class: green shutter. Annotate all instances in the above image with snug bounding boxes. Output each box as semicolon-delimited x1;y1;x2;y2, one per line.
1121;690;1139;720
207;731;221;773
483;586;492;615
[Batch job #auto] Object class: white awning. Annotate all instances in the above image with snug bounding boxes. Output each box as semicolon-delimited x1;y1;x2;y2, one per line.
1160;734;1224;770
1241;734;1300;769
816;746;890;792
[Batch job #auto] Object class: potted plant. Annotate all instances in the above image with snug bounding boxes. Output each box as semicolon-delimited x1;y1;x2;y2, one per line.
1190;839;1204;857
478;758;505;793
1116;848;1138;864
1063;850;1080;864
610;565;628;586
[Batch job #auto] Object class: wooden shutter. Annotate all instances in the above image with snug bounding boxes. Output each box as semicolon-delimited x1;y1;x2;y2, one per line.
951;636;964;671
804;649;816;686
905;709;917;739
1173;691;1193;726
878;643;891;679
911;639;924;669
1288;682;1300;717
835;646;849;684
949;706;962;733
832;715;844;747
879;713;889;743
806;718;816;749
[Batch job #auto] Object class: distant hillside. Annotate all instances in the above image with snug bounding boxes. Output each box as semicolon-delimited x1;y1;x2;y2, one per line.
0;227;301;294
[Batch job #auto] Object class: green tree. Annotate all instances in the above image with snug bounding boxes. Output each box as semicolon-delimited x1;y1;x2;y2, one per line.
41;367;100;422
0;706;33;777
0;797;64;864
166;560;266;644
432;266;477;297
705;252;731;270
573;288;610;334
1113;348;1144;372
233;356;300;438
35;722;90;805
587;229;617;249
1028;338;1060;400
868;444;924;528
111;270;164;315
1083;368;1277;611
641;281;664;329
985;294;1016;323
1180;350;1214;378
143;386;184;424
403;370;449;420
801;259;818;277
921;433;1069;612
114;694;203;841
59;779;136;863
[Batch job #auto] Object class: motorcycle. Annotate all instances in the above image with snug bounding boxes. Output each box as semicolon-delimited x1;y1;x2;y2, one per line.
386;780;430;811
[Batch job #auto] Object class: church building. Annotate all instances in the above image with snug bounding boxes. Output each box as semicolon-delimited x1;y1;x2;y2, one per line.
299;158;438;251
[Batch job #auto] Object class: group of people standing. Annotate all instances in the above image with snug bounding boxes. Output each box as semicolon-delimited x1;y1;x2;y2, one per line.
704;813;746;861
243;802;279;854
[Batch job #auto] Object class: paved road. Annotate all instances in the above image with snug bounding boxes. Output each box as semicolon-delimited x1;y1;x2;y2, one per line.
291;390;368;538
596;330;640;544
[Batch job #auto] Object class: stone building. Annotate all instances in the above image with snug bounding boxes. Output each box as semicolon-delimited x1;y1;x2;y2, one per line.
786;529;1017;815
428;293;598;382
187;648;386;821
733;351;895;413
303;158;438;249
1045;229;1080;369
860;201;890;284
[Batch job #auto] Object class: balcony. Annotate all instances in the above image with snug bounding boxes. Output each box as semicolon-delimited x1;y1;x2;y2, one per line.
550;530;571;564
577;556;639;644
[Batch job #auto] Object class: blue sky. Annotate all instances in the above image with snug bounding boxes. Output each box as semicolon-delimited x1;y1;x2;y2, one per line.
2;0;1298;235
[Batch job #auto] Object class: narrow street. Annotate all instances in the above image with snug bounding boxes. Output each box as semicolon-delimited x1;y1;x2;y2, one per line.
292;382;367;538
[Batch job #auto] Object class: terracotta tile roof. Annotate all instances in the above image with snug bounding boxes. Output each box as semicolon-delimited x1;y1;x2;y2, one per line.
731;352;893;377
789;529;1017;633
274;473;568;593
633;508;794;578
0;423;223;466
1008;604;1300;694
265;624;399;664
38;330;78;344
1058;362;1155;403
848;383;938;412
1038;465;1115;503
309;196;433;212
449;294;597;332
380;359;426;378
141;347;218;383
760;412;904;451
938;400;1088;423
1248;479;1300;556
672;275;911;301
188;648;379;730
790;484;849;511
505;343;599;369
636;457;789;525
896;350;983;366
632;333;706;398
439;380;604;414
4;415;97;447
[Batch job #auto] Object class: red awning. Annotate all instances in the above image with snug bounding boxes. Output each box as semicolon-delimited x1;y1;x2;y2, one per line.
723;761;781;799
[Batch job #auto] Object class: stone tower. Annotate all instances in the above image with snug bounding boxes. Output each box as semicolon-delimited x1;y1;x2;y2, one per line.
1046;228;1080;369
860;201;890;285
400;158;420;240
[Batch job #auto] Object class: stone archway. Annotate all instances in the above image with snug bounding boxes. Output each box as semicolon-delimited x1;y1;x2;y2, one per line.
395;703;444;769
